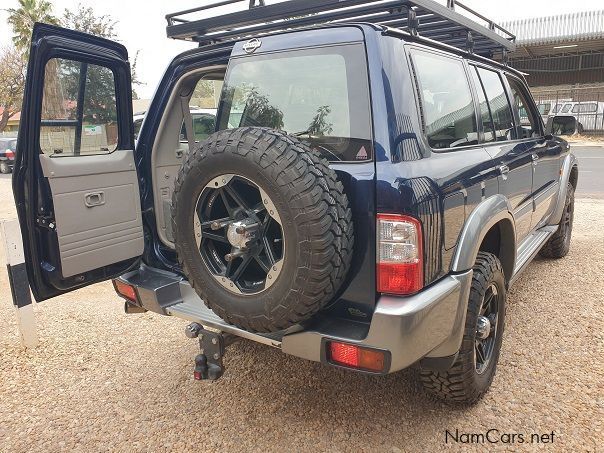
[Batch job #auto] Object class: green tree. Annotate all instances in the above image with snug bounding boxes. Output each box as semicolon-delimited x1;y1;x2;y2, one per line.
62;4;143;99
7;0;60;119
62;4;117;38
7;0;59;55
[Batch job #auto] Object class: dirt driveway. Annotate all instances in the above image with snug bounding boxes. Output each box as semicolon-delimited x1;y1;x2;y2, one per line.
0;173;602;452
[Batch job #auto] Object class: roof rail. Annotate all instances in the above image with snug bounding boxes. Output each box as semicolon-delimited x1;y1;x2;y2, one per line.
166;0;516;57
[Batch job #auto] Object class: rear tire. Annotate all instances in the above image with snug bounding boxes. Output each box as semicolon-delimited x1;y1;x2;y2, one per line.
539;182;574;259
419;252;506;404
0;162;10;174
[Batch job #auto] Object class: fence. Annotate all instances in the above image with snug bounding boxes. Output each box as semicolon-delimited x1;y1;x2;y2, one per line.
530;85;604;136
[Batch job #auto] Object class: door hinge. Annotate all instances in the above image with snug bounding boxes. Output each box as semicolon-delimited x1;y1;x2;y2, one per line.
36;215;56;230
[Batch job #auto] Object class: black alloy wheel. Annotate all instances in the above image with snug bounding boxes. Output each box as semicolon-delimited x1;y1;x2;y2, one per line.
194;174;284;295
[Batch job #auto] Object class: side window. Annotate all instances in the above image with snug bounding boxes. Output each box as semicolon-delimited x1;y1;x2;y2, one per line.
411;51;478;149
470;66;495;143
134;117;144;140
572;103;597;114
476;68;515;142
180;78;223;143
40;58;118;156
506;76;540;139
537;103;551;115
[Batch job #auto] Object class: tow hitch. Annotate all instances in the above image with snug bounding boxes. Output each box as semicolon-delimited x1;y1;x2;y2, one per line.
185;323;235;381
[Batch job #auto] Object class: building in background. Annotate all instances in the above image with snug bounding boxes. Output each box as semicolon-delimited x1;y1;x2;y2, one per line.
501;10;604;134
0;109;20;136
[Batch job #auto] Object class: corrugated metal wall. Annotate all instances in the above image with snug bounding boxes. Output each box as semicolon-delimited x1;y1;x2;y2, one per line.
500;10;604;45
500;11;604;88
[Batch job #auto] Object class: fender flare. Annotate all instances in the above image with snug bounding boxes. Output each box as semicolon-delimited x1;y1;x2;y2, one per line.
548;153;578;226
450;194;516;280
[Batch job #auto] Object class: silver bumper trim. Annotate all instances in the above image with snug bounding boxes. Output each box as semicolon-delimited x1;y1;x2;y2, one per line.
120;265;473;374
281;271;473;373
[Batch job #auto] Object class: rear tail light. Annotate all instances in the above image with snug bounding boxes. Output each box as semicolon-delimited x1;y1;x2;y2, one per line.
112;279;139;304
377;214;423;295
327;341;387;373
5;149;14;158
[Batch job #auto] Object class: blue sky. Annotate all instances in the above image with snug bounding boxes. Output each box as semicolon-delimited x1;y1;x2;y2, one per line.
1;0;602;98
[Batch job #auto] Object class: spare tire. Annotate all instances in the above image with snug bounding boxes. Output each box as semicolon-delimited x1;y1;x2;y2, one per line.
171;127;353;333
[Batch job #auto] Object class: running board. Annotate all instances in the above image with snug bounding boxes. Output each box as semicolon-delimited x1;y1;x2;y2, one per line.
510;226;557;285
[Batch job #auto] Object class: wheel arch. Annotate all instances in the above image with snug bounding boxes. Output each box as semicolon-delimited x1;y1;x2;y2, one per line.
548;153;578;226
450;195;516;284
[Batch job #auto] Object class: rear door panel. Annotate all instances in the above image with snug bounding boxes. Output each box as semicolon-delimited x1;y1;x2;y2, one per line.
39;151;143;278
13;23;141;301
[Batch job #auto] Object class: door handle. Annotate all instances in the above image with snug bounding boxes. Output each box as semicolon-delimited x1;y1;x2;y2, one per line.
532;153;540;163
85;191;105;207
499;165;510;177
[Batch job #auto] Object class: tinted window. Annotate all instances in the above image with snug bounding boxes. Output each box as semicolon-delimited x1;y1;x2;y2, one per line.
412;51;477;149
476;68;514;142
572;103;598;114
40;58;118;156
218;44;372;162
561;104;572;113
470;67;495;143
506;76;539;139
537;103;551;115
134;118;144;139
181;113;217;142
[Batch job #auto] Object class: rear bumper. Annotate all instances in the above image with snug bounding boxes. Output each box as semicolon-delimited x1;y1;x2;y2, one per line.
117;266;472;374
281;271;473;373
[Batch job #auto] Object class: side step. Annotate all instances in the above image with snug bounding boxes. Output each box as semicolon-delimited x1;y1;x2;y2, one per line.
510;225;557;285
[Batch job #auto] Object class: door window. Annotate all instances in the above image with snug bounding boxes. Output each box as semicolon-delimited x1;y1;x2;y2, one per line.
470;67;495;143
537;103;551;115
40;58;118;156
412;51;478;149
475;68;515;142
506;76;540;139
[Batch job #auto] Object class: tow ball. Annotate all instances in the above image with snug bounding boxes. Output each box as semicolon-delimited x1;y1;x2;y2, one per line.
185;323;234;381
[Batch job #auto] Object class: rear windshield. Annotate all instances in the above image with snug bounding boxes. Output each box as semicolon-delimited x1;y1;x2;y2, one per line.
217;44;372;162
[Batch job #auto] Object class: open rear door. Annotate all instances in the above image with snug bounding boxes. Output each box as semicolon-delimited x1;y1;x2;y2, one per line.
13;23;143;301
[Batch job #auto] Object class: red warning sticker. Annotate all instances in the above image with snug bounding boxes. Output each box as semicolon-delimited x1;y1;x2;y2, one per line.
356;146;368;160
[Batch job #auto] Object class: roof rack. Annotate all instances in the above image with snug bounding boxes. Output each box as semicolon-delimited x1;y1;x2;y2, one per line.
166;0;516;57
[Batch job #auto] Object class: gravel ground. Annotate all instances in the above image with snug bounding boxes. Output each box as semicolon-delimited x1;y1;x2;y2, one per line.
0;173;602;452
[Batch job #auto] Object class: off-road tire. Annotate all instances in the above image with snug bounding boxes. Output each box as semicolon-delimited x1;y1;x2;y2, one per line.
539;182;574;259
419;252;506;404
172;127;353;333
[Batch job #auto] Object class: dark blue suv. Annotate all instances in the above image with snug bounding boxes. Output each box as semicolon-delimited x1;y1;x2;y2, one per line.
14;0;577;404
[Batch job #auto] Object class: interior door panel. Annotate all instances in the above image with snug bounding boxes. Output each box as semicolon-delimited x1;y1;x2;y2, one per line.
39;150;144;278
